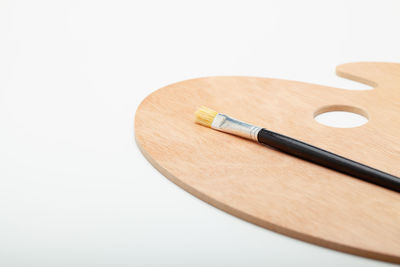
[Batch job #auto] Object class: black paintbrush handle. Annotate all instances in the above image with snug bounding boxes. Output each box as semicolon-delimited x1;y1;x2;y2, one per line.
257;128;400;192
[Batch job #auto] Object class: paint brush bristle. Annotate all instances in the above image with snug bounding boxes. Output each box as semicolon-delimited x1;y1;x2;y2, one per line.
195;106;218;127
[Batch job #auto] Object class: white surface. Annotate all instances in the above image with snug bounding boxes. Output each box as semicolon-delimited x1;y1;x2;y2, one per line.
0;0;399;266
315;111;368;128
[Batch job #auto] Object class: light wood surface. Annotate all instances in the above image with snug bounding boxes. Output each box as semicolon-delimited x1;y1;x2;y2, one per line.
135;62;400;263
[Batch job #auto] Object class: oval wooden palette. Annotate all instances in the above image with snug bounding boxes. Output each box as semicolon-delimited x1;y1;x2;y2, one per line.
135;62;400;263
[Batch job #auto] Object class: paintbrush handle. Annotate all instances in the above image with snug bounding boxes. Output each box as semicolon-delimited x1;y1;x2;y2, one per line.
257;128;400;192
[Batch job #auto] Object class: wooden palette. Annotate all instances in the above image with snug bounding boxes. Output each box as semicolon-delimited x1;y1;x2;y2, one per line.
135;62;400;263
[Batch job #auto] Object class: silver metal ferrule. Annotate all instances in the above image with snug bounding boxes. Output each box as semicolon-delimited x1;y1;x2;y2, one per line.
211;113;262;141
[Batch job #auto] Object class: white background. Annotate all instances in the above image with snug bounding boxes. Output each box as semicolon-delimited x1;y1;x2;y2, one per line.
0;0;399;266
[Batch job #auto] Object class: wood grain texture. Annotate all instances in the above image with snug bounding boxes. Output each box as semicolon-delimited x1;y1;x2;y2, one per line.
135;62;400;263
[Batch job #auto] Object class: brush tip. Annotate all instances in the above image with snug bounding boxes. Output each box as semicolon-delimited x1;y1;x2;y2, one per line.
195;106;218;127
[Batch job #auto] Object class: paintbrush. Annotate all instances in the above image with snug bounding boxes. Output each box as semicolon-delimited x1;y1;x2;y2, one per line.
195;106;400;193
